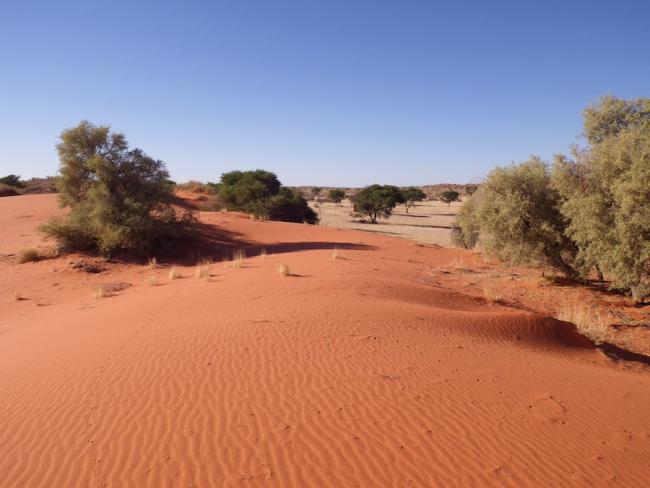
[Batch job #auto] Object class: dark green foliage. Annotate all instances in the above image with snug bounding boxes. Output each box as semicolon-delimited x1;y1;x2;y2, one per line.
0;174;23;188
41;121;194;256
328;188;346;204
401;187;426;213
218;170;281;213
217;169;317;224
440;190;460;206
353;184;405;223
266;188;319;224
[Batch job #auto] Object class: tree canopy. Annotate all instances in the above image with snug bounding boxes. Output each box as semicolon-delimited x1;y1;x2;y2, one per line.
353;184;405;223
401;187;426;213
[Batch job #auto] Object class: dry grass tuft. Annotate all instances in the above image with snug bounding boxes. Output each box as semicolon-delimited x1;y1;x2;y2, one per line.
332;246;344;260
93;285;110;299
278;264;290;277
18;248;41;264
231;248;246;268
148;257;158;269
194;263;210;279
260;248;267;259
556;303;609;344
145;274;159;286
483;283;504;303
168;267;181;280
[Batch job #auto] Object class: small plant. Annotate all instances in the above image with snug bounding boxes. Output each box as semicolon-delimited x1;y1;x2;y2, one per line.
93;285;109;299
148;257;158;269
332;246;344;260
194;262;210;279
260;248;267;259
556;303;609;344
18;248;40;264
145;274;159;286
168;267;181;280
483;284;503;303
278;264;290;277
232;248;245;268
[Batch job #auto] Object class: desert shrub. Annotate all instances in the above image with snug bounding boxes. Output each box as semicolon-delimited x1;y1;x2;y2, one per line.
468;157;579;277
401;187;426;213
353;184;405;223
553;96;650;303
218;169;281;213
40;121;194;257
328;189;346;204
440;190;460;206
0;174;23;188
265;188;318;224
451;195;480;249
21;177;58;194
310;186;322;200
18;248;41;263
217;170;317;224
0;183;20;197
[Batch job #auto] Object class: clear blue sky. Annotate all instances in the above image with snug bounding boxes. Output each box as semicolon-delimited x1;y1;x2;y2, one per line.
1;1;648;186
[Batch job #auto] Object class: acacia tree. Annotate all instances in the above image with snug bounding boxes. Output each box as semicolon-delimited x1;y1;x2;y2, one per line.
41;121;193;256
353;184;405;223
310;186;322;200
401;187;425;213
328;188;346;204
440;190;460;207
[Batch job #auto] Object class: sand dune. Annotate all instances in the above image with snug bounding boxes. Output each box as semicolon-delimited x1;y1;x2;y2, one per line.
1;194;649;487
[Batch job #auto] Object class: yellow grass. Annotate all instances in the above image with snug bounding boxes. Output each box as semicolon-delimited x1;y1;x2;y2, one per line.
168;267;181;280
194;263;210;279
145;274;159;286
332;246;344;260
483;283;503;303
278;264;290;277
148;257;158;269
231;248;245;268
556;303;609;345
260;248;267;259
93;285;109;299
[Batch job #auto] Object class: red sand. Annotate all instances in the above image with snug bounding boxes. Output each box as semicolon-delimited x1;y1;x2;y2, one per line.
1;194;649;487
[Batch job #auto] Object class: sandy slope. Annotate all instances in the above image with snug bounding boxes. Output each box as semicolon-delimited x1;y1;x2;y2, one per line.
1;194;649;487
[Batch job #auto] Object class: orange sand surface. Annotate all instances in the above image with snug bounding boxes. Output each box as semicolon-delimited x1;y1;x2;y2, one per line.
1;194;649;487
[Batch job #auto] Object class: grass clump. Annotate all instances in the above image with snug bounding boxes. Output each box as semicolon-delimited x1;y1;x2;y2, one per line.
145;274;159;286
556;303;609;344
483;283;504;303
278;264;290;277
18;248;41;263
93;285;109;299
194;261;210;279
168;267;181;280
332;246;344;260
231;248;246;268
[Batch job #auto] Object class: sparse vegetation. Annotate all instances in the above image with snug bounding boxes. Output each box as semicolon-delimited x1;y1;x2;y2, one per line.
231;248;246;268
194;262;210;279
0;174;23;188
0;183;20;197
310;186;322;200
93;285;109;299
278;264;290;277
483;284;503;303
556;303;609;344
148;257;158;269
259;248;268;259
145;274;159;286
40;121;195;257
168;267;181;280
332;246;344;260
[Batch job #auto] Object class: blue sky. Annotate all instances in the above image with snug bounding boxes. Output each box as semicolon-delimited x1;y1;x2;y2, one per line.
1;1;648;186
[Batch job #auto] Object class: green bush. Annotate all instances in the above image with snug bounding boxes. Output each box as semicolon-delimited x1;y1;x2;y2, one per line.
266;188;319;224
553;96;650;302
353;184;405;223
459;157;578;277
451;195;480;249
216;169;317;224
401;187;426;213
40;121;194;256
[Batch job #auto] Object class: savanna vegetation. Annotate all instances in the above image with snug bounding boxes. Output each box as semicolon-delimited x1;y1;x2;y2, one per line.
454;96;650;304
216;169;318;224
401;187;426;213
352;184;405;223
328;188;346;204
40;121;195;257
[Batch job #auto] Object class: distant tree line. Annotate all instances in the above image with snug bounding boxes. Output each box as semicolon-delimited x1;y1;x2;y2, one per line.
453;96;650;304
